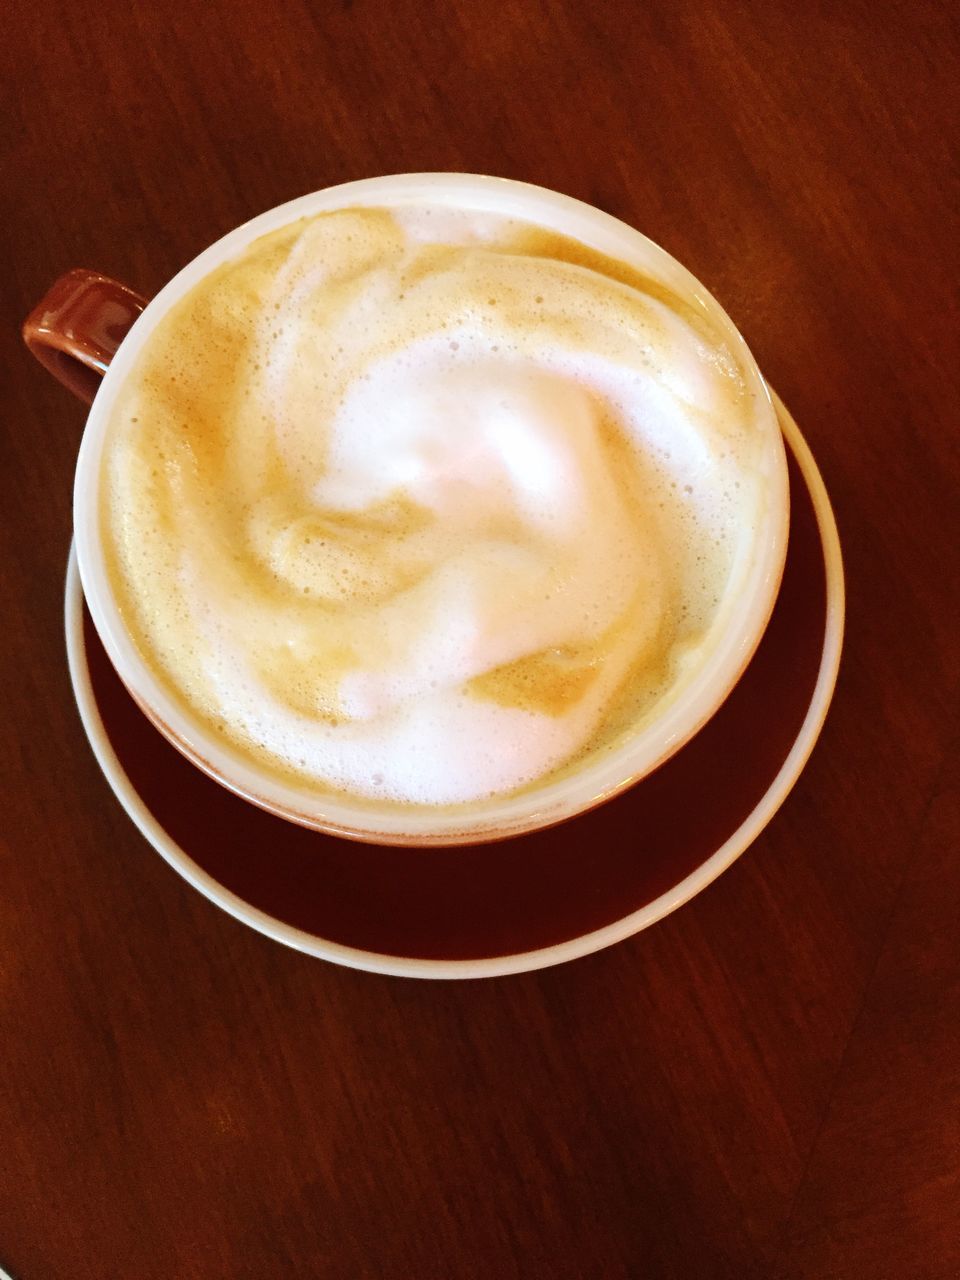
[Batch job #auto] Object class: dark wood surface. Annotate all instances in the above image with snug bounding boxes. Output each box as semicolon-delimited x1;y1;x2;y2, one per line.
2;1;958;1276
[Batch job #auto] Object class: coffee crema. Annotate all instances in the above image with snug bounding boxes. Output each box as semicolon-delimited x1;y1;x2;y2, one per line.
102;205;767;807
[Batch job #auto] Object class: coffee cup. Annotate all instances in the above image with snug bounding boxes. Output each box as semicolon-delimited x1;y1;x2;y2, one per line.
25;174;789;846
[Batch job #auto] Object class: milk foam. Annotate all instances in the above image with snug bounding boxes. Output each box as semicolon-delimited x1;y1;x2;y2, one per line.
102;205;763;806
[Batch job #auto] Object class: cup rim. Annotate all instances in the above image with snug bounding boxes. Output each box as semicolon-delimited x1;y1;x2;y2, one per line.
73;172;790;845
65;392;843;977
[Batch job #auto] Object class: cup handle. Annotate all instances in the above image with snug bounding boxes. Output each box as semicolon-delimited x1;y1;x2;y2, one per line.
23;269;149;404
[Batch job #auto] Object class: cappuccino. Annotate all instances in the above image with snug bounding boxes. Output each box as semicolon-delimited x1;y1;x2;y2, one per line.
101;203;772;808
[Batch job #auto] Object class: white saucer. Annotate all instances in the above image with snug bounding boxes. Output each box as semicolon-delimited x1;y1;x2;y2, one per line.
65;393;844;978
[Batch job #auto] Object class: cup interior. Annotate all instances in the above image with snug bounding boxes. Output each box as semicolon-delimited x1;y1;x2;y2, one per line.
74;174;790;845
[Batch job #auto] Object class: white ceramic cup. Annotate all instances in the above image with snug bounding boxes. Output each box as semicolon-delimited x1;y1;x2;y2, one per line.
45;174;789;846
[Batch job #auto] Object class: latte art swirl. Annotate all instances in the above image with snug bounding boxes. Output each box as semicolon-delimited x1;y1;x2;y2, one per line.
103;206;764;806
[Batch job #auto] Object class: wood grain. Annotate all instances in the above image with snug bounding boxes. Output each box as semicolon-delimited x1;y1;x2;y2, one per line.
1;1;958;1276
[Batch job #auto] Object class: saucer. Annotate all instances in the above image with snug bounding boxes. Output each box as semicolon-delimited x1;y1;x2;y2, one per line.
65;393;844;978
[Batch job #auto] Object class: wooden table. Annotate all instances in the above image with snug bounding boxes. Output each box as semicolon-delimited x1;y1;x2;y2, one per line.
2;2;957;1276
